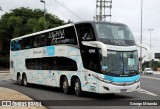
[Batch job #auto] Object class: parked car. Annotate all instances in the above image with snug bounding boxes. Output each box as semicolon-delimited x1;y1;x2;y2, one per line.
143;68;153;75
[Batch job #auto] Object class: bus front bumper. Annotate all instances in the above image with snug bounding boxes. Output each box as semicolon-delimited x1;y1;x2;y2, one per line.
98;81;140;94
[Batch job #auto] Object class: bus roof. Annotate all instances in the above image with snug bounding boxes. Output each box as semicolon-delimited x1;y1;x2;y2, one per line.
11;23;74;41
11;21;126;41
74;21;126;26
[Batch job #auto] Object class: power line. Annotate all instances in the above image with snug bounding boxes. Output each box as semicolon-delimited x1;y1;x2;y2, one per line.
54;0;85;21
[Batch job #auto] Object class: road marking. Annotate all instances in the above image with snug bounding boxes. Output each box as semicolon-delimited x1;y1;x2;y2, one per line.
138;89;158;97
141;76;160;80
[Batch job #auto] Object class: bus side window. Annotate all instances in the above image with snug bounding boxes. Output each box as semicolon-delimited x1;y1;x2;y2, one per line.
33;35;42;48
40;34;47;46
76;24;95;41
11;40;22;51
82;26;94;41
25;57;77;71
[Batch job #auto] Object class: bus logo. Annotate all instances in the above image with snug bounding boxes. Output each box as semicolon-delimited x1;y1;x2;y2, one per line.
89;49;96;53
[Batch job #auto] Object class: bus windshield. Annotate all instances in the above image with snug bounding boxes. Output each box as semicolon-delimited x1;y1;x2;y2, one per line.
95;23;135;46
101;50;138;76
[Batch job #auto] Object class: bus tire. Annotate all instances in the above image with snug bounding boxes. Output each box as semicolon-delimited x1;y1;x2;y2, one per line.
62;77;70;94
74;78;82;97
17;74;22;86
22;74;28;87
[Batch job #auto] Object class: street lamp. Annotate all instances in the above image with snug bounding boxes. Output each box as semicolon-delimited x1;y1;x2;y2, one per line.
148;29;154;68
140;0;143;72
40;0;46;20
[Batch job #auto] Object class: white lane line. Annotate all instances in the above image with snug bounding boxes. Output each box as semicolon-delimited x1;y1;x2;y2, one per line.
138;89;158;97
141;76;160;80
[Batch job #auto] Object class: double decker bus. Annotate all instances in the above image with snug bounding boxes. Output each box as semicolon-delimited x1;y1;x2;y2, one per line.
10;21;150;96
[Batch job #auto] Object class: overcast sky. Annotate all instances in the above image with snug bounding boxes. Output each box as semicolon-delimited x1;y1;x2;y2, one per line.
0;0;160;61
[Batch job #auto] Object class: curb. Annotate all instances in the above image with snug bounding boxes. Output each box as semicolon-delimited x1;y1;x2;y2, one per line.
0;71;9;73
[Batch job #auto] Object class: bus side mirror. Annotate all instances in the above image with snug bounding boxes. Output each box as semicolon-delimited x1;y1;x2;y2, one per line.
139;57;142;61
82;41;108;57
137;44;151;59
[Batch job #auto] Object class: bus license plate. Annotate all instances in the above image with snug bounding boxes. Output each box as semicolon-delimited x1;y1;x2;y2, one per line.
121;89;127;92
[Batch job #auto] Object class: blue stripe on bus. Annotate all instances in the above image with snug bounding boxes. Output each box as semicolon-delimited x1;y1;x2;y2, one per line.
47;46;55;56
104;74;140;82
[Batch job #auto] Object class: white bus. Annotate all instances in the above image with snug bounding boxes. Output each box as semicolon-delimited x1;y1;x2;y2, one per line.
10;21;150;96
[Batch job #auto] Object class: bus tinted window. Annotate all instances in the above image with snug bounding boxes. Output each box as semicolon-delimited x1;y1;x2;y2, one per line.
32;33;49;48
49;26;77;45
11;26;77;51
76;24;95;41
22;37;33;49
11;40;22;51
95;23;136;46
26;57;78;71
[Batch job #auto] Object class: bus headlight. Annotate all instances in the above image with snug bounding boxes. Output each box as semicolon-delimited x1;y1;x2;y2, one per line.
92;74;112;83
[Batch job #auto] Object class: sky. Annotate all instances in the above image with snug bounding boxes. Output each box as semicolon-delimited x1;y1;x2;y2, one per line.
0;0;160;61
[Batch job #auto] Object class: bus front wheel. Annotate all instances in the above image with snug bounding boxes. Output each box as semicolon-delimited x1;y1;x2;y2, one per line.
74;78;82;96
62;77;70;94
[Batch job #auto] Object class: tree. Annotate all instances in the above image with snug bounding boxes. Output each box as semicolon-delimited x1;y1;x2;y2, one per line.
0;7;66;66
142;59;160;71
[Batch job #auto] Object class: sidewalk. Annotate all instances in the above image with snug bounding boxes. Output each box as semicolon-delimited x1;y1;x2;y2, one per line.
0;72;47;109
0;87;47;109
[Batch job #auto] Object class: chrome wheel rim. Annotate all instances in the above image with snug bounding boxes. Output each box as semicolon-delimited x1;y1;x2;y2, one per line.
63;81;68;91
24;77;27;86
75;82;80;92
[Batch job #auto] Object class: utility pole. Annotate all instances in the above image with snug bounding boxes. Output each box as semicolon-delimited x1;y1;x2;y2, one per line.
140;0;143;73
148;29;154;69
40;0;46;20
0;6;3;11
95;0;112;21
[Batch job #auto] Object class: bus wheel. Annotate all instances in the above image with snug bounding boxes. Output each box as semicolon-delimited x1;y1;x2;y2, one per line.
74;78;82;96
62;77;70;94
22;74;28;87
17;74;22;86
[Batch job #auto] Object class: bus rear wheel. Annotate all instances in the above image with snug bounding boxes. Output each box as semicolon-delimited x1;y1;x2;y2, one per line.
22;74;28;87
17;74;22;86
62;77;70;94
74;78;82;96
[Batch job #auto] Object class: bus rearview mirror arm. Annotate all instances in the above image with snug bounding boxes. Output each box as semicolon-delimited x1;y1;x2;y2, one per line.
82;41;108;57
137;44;151;59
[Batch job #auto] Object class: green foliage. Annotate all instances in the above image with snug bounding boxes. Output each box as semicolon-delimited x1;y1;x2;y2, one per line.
0;56;9;62
0;7;66;63
142;59;160;71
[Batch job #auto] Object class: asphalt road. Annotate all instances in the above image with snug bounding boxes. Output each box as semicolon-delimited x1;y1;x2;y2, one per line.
0;72;160;109
143;74;160;79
